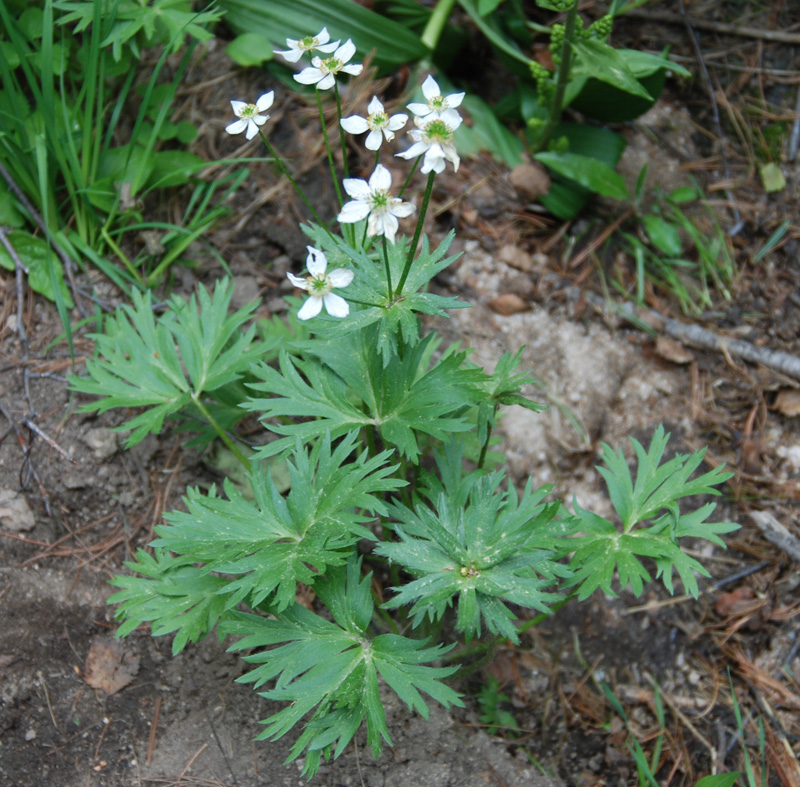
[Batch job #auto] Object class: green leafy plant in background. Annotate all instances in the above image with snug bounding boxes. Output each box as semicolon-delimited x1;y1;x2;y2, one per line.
67;29;739;780
0;0;227;333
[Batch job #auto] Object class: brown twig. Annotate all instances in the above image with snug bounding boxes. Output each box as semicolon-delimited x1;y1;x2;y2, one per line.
147;697;162;767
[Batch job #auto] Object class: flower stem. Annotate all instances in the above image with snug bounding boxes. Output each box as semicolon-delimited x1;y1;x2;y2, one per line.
258;131;332;237
398;156;420;198
382;236;393;300
532;0;579;154
334;83;350;180
317;89;344;208
192;394;251;472
477;404;497;469
396;169;435;295
421;0;458;51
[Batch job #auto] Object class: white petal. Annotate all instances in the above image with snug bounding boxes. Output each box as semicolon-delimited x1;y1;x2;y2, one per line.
447;91;465;108
317;27;330;44
225;119;248;135
421;75;440;101
336;39;356;63
397;140;429;160
338;200;370;223
367;96;384;115
365;129;383;150
287;272;308;290
381;213;399;243
342;178;371;200
294;67;323;85
316;40;340;53
297;296;323;320
252;114;268;126
390;200;416;218
256;92;274;112
387;113;408;131
323;292;350;318
317;73;336;90
341;116;369;135
440;108;462;128
328;268;354;287
380;128;395;143
342;64;363;77
306;246;328;276
230;100;248;115
275;47;304;62
407;102;430;117
245;120;260;140
369;164;392;191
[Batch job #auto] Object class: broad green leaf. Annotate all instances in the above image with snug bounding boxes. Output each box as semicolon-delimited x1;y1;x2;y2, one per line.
0;230;73;306
536;151;630;201
216;0;427;74
146;150;205;189
477;0;504;14
225;32;274;66
570;39;653;100
457;94;525;168
694;775;741;787
642;214;682;256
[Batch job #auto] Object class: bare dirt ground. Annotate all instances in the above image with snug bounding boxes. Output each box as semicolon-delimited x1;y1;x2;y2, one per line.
2;3;800;785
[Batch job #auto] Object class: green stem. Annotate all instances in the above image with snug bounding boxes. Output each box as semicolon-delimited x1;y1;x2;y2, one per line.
421;0;458;51
334;83;350;180
382;236;393;300
258;131;332;237
532;0;579;154
317;89;344;208
477;404;497;469
396;169;435;295
398;156;420;198
100;227;143;285
192;394;251;472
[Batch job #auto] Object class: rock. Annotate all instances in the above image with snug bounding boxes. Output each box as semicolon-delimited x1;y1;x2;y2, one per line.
498;244;535;273
231;275;260;311
0;489;35;532
489;293;529;315
81;427;118;461
509;162;551;200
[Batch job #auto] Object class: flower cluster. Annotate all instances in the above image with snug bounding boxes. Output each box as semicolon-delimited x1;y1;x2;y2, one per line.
225;30;469;319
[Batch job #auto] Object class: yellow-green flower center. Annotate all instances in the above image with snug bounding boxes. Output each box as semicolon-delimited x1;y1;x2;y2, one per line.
300;35;318;50
423;119;453;144
307;273;332;296
369;111;388;129
430;95;447;111
240;104;258;118
321;57;342;75
369;190;390;212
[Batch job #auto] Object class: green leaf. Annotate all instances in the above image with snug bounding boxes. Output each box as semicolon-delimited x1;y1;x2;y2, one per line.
109;549;231;655
694;775;741;787
0;231;73;306
759;162;785;193
477;0;504;14
69;279;261;446
570;39;653;101
222;559;463;778
377;472;567;642
154;432;403;611
457;93;525;168
146;150;205;189
536;151;630;201
225;32;274;66
216;0;428;74
642;214;682;257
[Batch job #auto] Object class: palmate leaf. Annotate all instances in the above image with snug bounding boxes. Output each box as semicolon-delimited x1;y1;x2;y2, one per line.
69;279;261;446
246;327;487;462
377;472;568;642
222;559;463;778
153;432;403;612
566;427;737;600
108;549;230;655
302;226;468;365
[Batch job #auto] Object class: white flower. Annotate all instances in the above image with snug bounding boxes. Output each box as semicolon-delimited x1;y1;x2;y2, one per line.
294;39;362;91
396;114;462;174
287;246;354;320
338;164;416;243
225;92;274;140
340;96;408;151
407;75;464;128
274;27;339;63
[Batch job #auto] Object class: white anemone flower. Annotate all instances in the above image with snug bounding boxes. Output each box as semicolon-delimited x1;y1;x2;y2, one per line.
286;246;354;320
294;39;362;90
274;27;339;63
396;114;462;174
225;92;274;140
338;164;416;244
340;96;408;151
407;75;464;128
